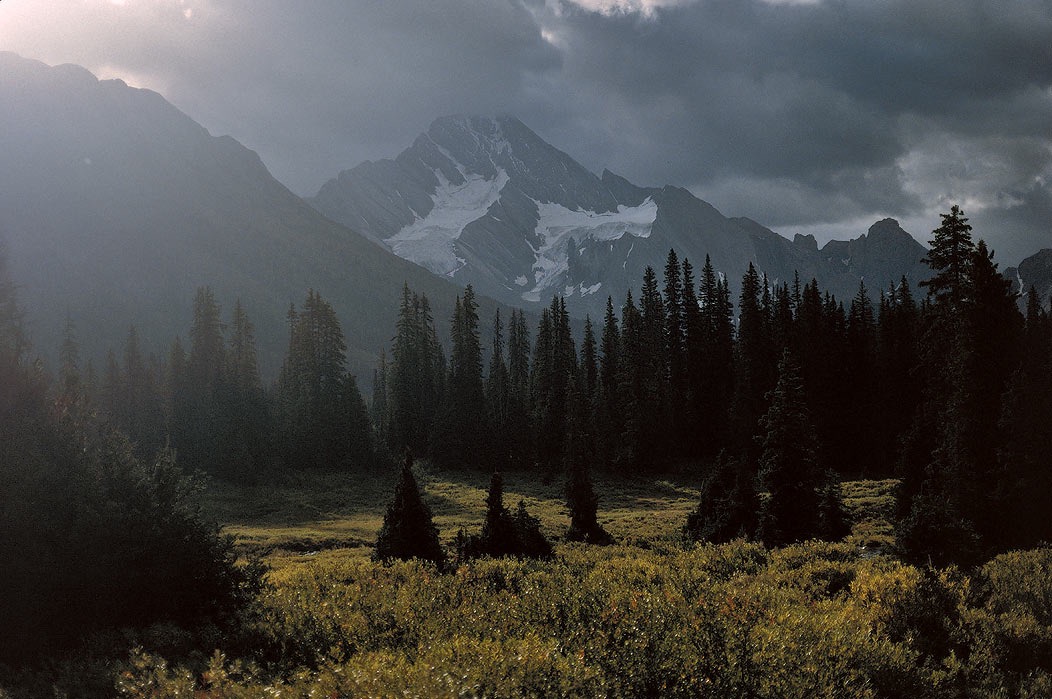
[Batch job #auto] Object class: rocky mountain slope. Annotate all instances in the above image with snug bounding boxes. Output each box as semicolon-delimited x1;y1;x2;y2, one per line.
0;53;493;378
311;115;931;317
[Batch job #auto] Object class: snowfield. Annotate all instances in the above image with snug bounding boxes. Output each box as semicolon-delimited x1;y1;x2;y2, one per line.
522;197;656;302
385;167;509;277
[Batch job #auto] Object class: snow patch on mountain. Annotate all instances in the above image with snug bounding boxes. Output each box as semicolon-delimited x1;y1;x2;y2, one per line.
386;167;509;276
522;198;657;302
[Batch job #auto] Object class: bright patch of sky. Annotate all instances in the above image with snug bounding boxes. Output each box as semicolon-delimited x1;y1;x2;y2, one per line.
523;197;656;301
385;168;510;277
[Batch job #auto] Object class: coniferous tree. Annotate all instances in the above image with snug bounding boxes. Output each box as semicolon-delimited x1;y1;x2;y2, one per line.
638;265;670;464
371;350;390;450
433;286;485;467
485;309;511;442
876;277;920;476
580;315;598;402
615;290;644;469
683;451;759;545
694;256;735;457
505;308;532;469
512;500;553;559
596;296;622;468
459;471;552;561
0;241;27;365
115;325;165;460
816;471;852;542
897;208;1021;565
663;250;687;453
479;471;518;555
374;449;445;566
215;299;272;479
387;285;444;455
732;263;775;458
997;287;1052;547
531;296;576;470
844;281;878;476
564;421;610;544
169;287;226;472
277;289;372;470
756;349;828;547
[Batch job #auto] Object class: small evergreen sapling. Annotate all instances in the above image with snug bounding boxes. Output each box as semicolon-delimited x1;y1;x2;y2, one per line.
458;471;552;560
565;441;611;544
374;449;445;566
683;452;759;545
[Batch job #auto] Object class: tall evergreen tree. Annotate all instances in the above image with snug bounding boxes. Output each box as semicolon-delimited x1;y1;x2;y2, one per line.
564;389;611;545
216;300;272;480
0;241;27;365
277;290;372;469
663;250;687;453
756;349;829;547
505;308;532;469
898;208;1021;565
58;313;81;400
371;350;390;450
433;286;485;467
387;285;444;455
731;263;775;457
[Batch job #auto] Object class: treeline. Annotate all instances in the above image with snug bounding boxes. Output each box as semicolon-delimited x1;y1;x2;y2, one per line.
37;205;1052;566
61;287;380;480
0;245;258;664
371;206;1051;565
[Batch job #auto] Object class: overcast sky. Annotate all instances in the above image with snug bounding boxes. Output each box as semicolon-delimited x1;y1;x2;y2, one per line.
1;0;1050;263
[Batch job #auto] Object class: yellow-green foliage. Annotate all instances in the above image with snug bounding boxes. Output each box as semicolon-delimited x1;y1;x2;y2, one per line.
100;475;1052;698
112;542;955;698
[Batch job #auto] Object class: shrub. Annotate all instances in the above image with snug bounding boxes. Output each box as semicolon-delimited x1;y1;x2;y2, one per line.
0;371;258;664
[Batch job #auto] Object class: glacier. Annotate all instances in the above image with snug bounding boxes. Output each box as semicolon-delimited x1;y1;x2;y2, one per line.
522;197;657;302
386;167;509;277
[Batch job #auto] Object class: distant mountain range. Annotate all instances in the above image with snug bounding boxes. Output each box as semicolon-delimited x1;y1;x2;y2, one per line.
3;53;1047;379
0;52;501;378
310;115;932;318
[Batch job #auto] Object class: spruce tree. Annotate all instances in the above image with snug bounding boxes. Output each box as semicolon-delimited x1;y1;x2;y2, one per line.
683;452;759;545
732;263;775;458
387;285;443;455
896;208;1019;566
433;286;485;467
277;290;372;470
58;313;80;399
564;404;611;544
478;471;518;556
505;308;532;469
756;349;827;547
374;449;445;566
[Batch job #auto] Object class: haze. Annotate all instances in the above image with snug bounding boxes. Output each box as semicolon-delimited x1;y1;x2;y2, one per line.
1;0;1050;263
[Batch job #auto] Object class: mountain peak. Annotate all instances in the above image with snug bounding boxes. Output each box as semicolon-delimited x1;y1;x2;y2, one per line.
311;115;933;315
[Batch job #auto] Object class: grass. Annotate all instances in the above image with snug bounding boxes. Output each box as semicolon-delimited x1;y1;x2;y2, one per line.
200;464;898;573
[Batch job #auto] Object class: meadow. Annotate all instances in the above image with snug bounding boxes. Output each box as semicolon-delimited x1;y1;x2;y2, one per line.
90;467;1052;698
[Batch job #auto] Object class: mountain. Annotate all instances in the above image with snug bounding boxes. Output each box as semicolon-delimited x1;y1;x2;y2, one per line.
311;115;930;316
0;53;493;379
1006;249;1052;305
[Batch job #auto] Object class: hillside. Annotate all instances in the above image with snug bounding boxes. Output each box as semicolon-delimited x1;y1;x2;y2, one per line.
0;53;498;378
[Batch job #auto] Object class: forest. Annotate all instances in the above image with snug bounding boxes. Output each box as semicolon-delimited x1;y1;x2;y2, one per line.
4;205;1052;697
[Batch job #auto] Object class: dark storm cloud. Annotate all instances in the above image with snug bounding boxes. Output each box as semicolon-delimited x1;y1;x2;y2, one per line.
1;0;1049;260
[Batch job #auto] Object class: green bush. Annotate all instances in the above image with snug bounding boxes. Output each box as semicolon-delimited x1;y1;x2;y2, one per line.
0;371;259;664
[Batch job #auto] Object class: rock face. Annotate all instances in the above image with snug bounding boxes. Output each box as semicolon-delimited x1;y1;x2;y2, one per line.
0;53;493;377
1007;249;1052;307
311;115;930;316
